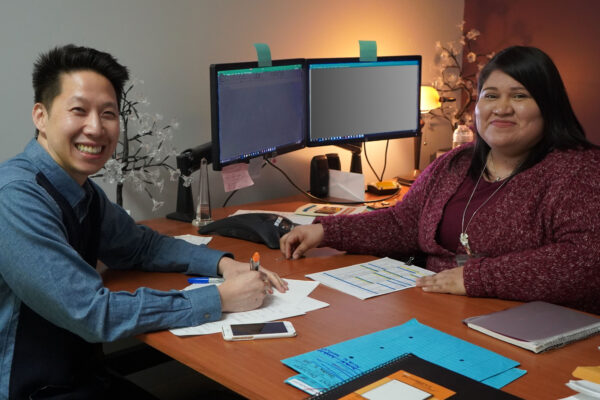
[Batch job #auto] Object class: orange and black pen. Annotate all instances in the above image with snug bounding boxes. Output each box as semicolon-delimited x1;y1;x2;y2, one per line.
250;252;260;271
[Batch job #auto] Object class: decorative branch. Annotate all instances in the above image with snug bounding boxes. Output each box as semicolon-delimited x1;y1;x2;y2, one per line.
430;21;495;129
92;79;182;211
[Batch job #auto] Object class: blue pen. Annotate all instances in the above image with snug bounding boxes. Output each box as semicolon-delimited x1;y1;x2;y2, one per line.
187;277;225;284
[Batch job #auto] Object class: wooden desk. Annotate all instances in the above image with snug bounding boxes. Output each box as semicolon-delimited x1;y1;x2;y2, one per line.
102;196;600;400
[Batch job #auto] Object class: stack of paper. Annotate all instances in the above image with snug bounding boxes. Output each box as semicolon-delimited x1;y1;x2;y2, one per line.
562;366;600;400
170;279;328;336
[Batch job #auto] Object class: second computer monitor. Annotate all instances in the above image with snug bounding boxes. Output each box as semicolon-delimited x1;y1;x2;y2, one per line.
307;55;422;146
210;59;306;170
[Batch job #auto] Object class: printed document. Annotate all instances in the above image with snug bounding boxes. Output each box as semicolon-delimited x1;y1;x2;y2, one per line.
306;257;434;300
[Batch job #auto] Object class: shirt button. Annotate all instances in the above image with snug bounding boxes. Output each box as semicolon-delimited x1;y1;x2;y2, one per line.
203;313;211;320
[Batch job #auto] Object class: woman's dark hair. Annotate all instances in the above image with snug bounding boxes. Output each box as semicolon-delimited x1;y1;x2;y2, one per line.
465;46;594;179
32;44;129;112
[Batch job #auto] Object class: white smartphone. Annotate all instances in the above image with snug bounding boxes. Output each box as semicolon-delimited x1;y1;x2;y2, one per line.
222;321;296;341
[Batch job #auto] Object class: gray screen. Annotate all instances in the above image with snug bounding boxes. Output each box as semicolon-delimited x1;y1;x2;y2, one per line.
309;62;419;143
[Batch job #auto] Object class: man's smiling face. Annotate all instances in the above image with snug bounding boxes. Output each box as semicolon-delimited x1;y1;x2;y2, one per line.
33;70;120;185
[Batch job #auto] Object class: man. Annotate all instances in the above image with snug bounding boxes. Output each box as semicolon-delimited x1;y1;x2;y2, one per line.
0;44;287;399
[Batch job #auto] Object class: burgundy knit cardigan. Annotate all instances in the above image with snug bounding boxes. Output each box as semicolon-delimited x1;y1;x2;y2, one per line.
319;145;600;314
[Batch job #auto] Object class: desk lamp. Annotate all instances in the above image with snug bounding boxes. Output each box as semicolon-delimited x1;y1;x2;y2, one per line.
396;86;441;185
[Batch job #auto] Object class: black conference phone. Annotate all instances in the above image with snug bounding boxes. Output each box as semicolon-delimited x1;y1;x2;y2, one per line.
197;213;297;249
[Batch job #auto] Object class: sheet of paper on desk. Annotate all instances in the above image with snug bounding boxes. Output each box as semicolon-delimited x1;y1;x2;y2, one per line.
170;279;328;336
306;257;435;300
282;319;526;395
230;209;314;225
175;234;212;245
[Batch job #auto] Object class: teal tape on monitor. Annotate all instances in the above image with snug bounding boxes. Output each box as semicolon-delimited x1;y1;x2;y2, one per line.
359;40;377;62
253;43;272;67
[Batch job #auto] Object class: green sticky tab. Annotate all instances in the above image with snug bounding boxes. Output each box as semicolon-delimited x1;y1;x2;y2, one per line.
359;40;377;62
253;43;272;67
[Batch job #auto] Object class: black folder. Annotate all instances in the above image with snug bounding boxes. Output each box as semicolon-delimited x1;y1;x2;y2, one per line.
308;353;522;400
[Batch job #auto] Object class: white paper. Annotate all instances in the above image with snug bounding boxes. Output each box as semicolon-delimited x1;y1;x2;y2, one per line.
363;379;430;400
306;257;435;300
328;169;365;201
566;380;600;398
230;209;314;226
170;279;327;336
175;234;212;245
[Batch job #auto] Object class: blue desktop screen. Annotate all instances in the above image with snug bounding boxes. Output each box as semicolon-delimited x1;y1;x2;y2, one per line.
215;64;305;168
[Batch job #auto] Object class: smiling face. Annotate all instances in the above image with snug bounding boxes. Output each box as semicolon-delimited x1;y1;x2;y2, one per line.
475;70;544;159
33;70;120;185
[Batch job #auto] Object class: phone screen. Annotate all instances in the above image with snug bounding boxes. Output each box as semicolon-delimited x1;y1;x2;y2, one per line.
231;322;288;336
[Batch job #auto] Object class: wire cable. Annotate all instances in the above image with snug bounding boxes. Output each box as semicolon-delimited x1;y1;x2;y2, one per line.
362;140;390;182
221;189;238;208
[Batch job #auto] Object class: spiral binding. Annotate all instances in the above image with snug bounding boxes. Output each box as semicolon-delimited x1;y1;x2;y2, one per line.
308;353;411;399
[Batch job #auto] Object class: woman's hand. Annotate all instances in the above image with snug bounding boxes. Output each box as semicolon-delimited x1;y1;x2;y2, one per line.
280;224;324;259
415;266;466;295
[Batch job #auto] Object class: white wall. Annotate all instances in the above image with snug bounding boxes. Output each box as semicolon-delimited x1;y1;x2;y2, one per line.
0;0;462;220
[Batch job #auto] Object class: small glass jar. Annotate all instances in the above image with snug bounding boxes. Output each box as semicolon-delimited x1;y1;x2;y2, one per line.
452;124;474;149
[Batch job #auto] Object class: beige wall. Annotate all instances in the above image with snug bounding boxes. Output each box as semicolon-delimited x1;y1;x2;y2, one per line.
464;0;600;145
0;0;464;220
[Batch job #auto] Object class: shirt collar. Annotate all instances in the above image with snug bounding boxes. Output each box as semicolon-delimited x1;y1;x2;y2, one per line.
24;139;91;218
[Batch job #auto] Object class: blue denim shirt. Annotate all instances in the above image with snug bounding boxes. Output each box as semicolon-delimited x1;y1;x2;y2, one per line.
0;139;228;398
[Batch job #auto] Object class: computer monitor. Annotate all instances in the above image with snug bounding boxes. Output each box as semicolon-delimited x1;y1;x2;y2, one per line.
306;55;422;147
210;59;306;170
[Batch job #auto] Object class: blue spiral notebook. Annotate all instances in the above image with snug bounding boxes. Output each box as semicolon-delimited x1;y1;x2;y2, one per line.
282;319;526;396
306;353;522;399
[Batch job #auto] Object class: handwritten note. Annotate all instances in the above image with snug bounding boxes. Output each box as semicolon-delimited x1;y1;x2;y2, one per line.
170;279;327;336
221;163;254;192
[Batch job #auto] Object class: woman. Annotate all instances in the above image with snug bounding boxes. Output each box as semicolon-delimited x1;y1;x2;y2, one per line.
280;46;600;314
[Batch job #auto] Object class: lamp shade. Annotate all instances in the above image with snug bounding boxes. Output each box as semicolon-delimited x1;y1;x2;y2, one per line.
420;85;441;113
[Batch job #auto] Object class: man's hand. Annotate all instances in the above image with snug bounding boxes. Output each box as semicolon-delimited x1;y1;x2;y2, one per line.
216;257;288;312
280;224;324;260
415;266;466;295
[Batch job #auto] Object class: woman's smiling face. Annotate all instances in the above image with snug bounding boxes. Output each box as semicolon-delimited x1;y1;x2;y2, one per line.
475;69;544;158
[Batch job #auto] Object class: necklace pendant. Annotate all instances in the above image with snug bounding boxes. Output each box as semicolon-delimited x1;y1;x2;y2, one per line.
459;232;472;256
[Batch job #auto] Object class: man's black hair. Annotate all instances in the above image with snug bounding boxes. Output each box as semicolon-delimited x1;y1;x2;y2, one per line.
32;44;130;112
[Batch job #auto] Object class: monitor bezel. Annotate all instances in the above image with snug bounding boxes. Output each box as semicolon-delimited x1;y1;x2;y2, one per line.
305;55;422;147
209;58;307;171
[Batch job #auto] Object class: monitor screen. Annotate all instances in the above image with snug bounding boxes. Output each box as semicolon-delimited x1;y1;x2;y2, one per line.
210;59;306;170
306;55;422;146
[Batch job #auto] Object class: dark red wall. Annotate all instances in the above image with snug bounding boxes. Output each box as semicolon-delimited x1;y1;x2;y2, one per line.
464;0;600;144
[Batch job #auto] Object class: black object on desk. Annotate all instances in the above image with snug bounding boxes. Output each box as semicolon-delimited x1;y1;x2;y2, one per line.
166;143;212;222
198;213;296;249
310;155;329;198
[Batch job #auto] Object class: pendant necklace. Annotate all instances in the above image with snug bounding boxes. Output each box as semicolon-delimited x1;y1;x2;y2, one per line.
488;152;506;182
460;163;511;256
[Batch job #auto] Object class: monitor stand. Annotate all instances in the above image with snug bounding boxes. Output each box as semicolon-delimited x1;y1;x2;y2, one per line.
166;143;212;222
396;132;422;186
